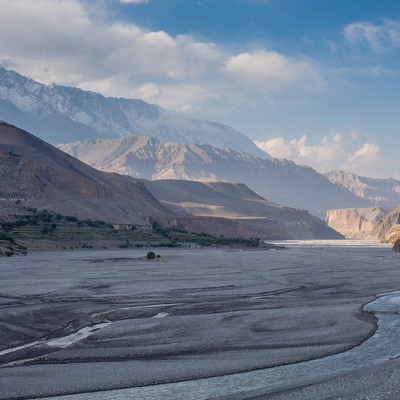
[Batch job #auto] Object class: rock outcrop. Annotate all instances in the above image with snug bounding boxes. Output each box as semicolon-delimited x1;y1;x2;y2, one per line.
373;205;400;244
326;207;393;238
392;239;400;252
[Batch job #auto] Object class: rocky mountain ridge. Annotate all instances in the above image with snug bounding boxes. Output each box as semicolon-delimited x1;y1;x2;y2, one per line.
326;170;400;207
0;67;266;157
58;136;371;217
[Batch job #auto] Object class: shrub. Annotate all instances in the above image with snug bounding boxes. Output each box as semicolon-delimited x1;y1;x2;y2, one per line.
147;251;156;260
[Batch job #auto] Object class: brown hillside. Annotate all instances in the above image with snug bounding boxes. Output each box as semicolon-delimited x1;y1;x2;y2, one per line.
143;180;343;240
0;121;170;223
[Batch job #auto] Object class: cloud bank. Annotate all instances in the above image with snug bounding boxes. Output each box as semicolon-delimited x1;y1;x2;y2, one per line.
255;134;382;177
0;0;321;111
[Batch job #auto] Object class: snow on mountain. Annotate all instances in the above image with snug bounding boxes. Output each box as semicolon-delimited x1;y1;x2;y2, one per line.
0;67;267;157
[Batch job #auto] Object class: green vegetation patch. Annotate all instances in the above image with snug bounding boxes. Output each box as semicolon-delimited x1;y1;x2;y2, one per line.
0;208;261;256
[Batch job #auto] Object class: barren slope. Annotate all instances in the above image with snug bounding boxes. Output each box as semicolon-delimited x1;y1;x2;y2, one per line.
143;180;343;240
0;121;170;223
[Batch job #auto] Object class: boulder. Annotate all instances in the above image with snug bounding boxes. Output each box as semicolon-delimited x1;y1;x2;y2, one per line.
392;239;400;253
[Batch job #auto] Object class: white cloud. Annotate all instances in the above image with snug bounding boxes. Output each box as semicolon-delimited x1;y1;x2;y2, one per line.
342;143;382;173
220;50;321;92
131;82;161;101
343;19;400;50
0;0;221;88
255;134;345;170
0;0;325;114
255;134;383;176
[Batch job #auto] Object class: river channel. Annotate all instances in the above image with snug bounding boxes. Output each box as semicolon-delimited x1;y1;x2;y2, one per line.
36;291;400;400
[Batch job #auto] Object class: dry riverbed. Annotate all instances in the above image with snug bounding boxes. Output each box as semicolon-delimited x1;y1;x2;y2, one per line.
0;241;399;399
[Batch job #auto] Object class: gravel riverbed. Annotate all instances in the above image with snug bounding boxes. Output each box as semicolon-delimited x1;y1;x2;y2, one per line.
0;241;399;399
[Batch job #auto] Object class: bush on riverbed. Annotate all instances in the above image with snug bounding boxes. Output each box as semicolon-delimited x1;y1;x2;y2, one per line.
147;251;156;260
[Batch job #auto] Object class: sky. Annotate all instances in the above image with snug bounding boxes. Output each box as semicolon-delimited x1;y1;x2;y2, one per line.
0;0;400;178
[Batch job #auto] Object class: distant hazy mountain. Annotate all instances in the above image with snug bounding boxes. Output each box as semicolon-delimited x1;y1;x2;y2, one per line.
58;136;371;217
326;170;400;207
0;67;266;157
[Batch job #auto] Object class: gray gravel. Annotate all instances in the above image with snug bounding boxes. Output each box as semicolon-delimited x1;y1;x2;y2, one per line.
0;242;399;399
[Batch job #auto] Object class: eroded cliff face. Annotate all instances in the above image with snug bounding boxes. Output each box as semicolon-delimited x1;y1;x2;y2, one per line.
373;206;400;243
326;207;393;238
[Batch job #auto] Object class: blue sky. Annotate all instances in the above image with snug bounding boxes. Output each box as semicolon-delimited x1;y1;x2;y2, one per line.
1;0;400;178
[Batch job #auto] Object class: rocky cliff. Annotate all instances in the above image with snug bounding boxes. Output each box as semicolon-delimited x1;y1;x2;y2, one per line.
326;207;393;238
373;205;400;243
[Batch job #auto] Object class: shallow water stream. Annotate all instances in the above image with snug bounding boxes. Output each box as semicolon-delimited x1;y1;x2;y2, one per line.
39;291;400;400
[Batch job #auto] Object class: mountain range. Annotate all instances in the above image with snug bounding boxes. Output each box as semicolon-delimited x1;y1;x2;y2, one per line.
58;136;372;217
0;121;341;239
1;67;399;222
0;67;265;157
